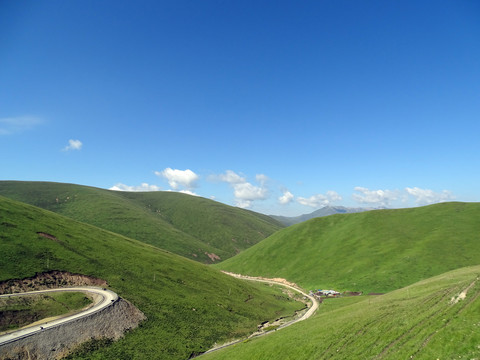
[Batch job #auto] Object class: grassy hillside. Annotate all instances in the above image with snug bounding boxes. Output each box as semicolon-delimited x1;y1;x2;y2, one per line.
203;265;480;359
217;202;480;293
0;195;304;359
0;181;283;263
0;292;92;332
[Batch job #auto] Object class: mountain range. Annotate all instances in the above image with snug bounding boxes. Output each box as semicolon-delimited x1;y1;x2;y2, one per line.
270;205;381;226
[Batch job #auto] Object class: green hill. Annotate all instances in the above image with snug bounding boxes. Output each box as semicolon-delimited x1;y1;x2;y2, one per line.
203;265;480;359
0;195;304;359
216;202;480;293
0;181;283;263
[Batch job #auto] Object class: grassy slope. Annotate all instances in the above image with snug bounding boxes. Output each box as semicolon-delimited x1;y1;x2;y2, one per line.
0;196;303;359
0;181;283;263
217;202;480;293
0;292;92;332
204;265;480;359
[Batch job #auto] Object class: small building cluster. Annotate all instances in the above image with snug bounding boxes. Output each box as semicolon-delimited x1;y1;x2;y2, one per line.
309;289;363;301
309;289;340;299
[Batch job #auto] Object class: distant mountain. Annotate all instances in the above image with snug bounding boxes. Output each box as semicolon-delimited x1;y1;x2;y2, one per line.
270;206;379;226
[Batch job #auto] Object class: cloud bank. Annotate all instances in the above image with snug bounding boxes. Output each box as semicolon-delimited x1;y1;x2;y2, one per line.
405;187;454;205
297;190;342;208
109;168;456;213
352;186;455;207
352;187;399;207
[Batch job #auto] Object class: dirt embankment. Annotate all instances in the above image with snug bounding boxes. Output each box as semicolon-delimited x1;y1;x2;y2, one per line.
0;272;146;360
0;271;107;295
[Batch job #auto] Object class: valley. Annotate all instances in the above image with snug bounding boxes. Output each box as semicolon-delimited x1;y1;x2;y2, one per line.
0;190;303;359
0;181;479;359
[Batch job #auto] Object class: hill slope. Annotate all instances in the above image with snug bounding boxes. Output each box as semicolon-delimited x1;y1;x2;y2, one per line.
0;195;303;359
0;181;283;263
204;265;480;359
217;202;480;293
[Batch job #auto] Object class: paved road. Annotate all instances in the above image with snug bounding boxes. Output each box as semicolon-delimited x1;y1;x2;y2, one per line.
0;287;118;347
200;273;319;356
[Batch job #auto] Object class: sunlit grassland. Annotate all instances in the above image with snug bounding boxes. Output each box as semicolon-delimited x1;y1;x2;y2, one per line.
203;265;480;359
0;181;283;263
217;202;480;293
0;292;92;332
0;196;302;359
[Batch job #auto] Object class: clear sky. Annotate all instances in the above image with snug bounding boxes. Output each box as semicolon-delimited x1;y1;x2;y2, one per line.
1;0;479;216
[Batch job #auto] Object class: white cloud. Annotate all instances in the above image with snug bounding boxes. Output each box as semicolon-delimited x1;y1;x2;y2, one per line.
162;189;200;196
278;190;294;205
214;170;268;208
63;139;83;151
235;199;253;208
256;174;269;185
233;182;268;201
352;187;399;207
216;170;246;184
177;189;199;197
109;183;162;192
0;116;43;135
297;190;342;208
155;168;199;190
405;187;454;205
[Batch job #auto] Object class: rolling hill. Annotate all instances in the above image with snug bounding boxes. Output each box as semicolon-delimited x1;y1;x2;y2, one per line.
204;265;480;359
0;181;283;263
0;195;304;359
217;202;480;293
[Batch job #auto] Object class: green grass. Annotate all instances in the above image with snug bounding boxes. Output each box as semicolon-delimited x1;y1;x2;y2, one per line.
319;295;368;313
202;265;480;359
0;195;304;359
0;181;283;263
216;202;480;293
0;292;92;332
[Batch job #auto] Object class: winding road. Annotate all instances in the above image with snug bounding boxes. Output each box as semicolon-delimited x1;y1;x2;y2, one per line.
0;287;118;347
200;273;319;356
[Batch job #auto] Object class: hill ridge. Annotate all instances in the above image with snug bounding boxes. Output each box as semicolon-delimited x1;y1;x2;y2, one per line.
0;181;283;263
217;202;480;293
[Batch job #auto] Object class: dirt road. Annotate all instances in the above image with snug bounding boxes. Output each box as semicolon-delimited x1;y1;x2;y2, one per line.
200;272;319;356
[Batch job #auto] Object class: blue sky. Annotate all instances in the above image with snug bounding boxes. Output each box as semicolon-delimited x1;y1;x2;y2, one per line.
1;0;479;216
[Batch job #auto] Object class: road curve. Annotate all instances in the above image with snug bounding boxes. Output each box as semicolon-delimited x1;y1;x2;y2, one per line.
0;287;118;347
228;273;319;322
200;273;318;356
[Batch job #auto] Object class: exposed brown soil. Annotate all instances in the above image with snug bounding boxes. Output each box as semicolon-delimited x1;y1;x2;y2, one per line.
0;271;108;295
205;252;221;262
36;232;59;241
